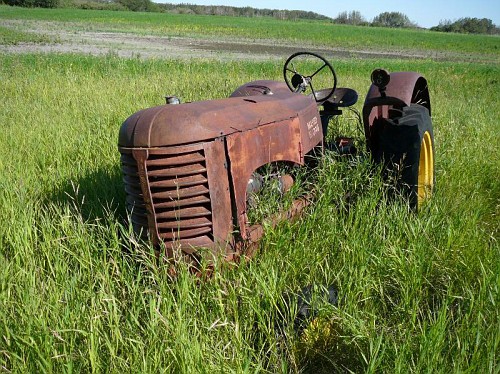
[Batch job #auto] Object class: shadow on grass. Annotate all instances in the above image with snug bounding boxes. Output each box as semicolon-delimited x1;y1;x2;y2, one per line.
45;165;127;223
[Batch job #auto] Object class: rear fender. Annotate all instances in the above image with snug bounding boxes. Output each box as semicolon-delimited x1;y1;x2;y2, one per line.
363;72;430;151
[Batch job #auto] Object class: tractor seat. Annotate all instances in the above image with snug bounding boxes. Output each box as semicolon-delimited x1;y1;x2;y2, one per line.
315;87;358;107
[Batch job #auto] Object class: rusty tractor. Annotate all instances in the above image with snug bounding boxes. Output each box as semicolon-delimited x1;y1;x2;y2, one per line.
119;51;434;264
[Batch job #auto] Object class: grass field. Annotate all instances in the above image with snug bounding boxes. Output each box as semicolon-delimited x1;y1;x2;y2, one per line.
1;5;500;59
1;7;499;373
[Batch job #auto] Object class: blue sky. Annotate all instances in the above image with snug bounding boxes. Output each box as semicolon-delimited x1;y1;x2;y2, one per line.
161;0;500;28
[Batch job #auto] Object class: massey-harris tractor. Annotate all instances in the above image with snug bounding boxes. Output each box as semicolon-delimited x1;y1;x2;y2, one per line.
118;52;434;263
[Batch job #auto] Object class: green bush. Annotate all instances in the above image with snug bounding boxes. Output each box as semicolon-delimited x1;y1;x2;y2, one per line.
71;0;127;11
116;0;158;12
372;11;417;28
431;17;499;35
5;0;58;8
333;11;369;26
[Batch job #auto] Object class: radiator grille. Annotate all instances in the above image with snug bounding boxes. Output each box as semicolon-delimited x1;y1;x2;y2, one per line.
146;149;213;243
120;146;214;248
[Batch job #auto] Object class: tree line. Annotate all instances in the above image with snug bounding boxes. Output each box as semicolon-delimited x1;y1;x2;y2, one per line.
333;10;499;34
2;0;499;35
430;18;499;35
158;3;331;21
333;10;418;28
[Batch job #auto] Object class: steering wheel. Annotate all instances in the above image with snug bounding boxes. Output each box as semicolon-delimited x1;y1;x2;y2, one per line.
283;51;337;103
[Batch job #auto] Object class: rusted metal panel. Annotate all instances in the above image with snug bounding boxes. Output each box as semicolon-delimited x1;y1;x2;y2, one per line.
118;89;314;148
118;109;145;149
226;118;303;239
203;138;234;257
230;80;294;98
296;103;323;155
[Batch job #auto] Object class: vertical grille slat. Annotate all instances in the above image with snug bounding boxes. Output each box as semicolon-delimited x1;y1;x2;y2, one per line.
120;145;214;248
121;153;149;237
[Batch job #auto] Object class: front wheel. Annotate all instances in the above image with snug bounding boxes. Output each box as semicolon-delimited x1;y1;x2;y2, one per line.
372;104;435;209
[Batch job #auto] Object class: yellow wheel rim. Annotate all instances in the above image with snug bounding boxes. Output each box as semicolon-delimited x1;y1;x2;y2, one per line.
417;131;434;207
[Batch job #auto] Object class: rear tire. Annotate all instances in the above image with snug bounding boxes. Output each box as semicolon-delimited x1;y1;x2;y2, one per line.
372;104;435;209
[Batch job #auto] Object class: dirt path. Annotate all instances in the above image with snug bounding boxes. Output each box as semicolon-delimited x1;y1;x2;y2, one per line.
0;19;487;62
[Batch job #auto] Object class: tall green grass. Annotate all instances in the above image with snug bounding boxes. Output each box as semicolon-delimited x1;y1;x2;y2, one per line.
1;5;499;59
0;52;498;372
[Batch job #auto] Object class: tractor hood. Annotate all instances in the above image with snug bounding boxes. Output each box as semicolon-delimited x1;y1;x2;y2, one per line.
119;83;315;148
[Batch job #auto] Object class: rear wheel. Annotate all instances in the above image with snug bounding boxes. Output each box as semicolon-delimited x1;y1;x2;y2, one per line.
372;104;435;209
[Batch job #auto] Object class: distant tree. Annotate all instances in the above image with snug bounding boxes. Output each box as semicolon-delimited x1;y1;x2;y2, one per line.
5;0;58;8
241;6;255;17
168;6;193;14
274;10;286;20
372;11;417;28
117;0;157;12
73;0;127;11
334;11;367;26
431;18;499;34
